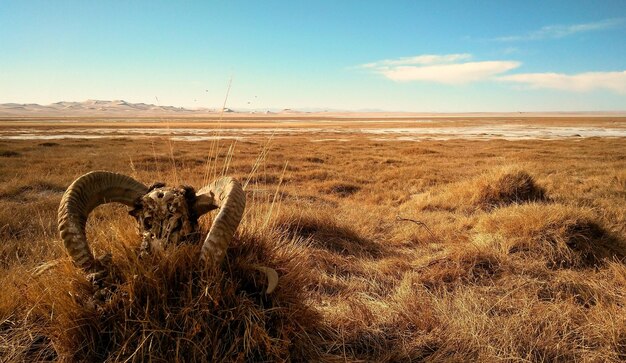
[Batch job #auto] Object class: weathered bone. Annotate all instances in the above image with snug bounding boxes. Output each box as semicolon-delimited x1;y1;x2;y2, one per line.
132;185;198;257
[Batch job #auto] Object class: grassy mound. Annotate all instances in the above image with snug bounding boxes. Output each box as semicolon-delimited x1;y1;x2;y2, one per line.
2;232;333;362
0;150;21;157
472;168;546;210
475;203;624;268
416;246;504;290
416;167;547;212
273;208;384;258
321;182;361;197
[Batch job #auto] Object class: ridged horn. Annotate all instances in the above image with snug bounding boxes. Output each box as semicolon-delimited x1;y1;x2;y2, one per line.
195;177;246;266
58;171;148;271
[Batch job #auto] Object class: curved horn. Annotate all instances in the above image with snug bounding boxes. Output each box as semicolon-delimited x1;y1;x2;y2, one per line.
58;171;148;272
195;177;246;266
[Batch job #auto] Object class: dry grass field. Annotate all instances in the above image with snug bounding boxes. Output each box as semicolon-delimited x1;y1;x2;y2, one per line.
0;117;625;362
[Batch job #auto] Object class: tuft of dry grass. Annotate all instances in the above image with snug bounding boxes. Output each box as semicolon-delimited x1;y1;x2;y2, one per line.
472;168;547;209
475;203;625;268
321;181;361;197
273;208;384;258
414;167;547;213
0;150;21;157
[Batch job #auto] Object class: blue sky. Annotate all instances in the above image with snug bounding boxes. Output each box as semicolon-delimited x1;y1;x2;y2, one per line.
1;1;625;111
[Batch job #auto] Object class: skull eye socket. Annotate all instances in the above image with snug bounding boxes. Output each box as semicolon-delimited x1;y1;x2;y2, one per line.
143;217;153;229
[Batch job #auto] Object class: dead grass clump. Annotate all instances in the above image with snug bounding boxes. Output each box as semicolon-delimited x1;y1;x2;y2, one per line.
7;232;331;362
0;181;66;201
322;182;361;197
476;204;624;268
66;142;95;148
472;168;546;209
417;246;504;290
133;155;204;171
415;167;546;212
38;142;60;147
406;147;439;154
382;158;401;165
536;270;611;307
0;150;21;157
273;209;384;258
304;156;325;163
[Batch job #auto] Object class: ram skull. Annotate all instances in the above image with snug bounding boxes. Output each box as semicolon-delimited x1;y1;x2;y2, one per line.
57;171;277;294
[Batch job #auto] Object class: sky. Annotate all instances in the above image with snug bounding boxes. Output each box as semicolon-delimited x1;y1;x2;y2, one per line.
1;1;625;112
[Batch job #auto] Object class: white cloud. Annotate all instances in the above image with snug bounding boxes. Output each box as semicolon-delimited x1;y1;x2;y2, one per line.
495;18;624;41
498;71;626;93
381;61;521;84
360;54;520;84
361;53;471;68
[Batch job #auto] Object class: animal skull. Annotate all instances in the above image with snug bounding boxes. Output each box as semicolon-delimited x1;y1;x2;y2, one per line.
132;185;199;256
57;171;277;294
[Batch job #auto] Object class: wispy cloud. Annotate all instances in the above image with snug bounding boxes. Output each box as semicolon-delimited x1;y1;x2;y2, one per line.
381;61;521;84
360;54;471;68
494;18;624;41
498;71;626;93
360;54;520;84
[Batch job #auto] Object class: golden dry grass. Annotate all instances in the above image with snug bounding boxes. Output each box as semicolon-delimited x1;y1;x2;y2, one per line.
0;124;625;362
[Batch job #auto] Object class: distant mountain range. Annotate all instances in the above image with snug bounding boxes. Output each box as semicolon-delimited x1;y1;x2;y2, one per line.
0;100;219;116
0;100;364;116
